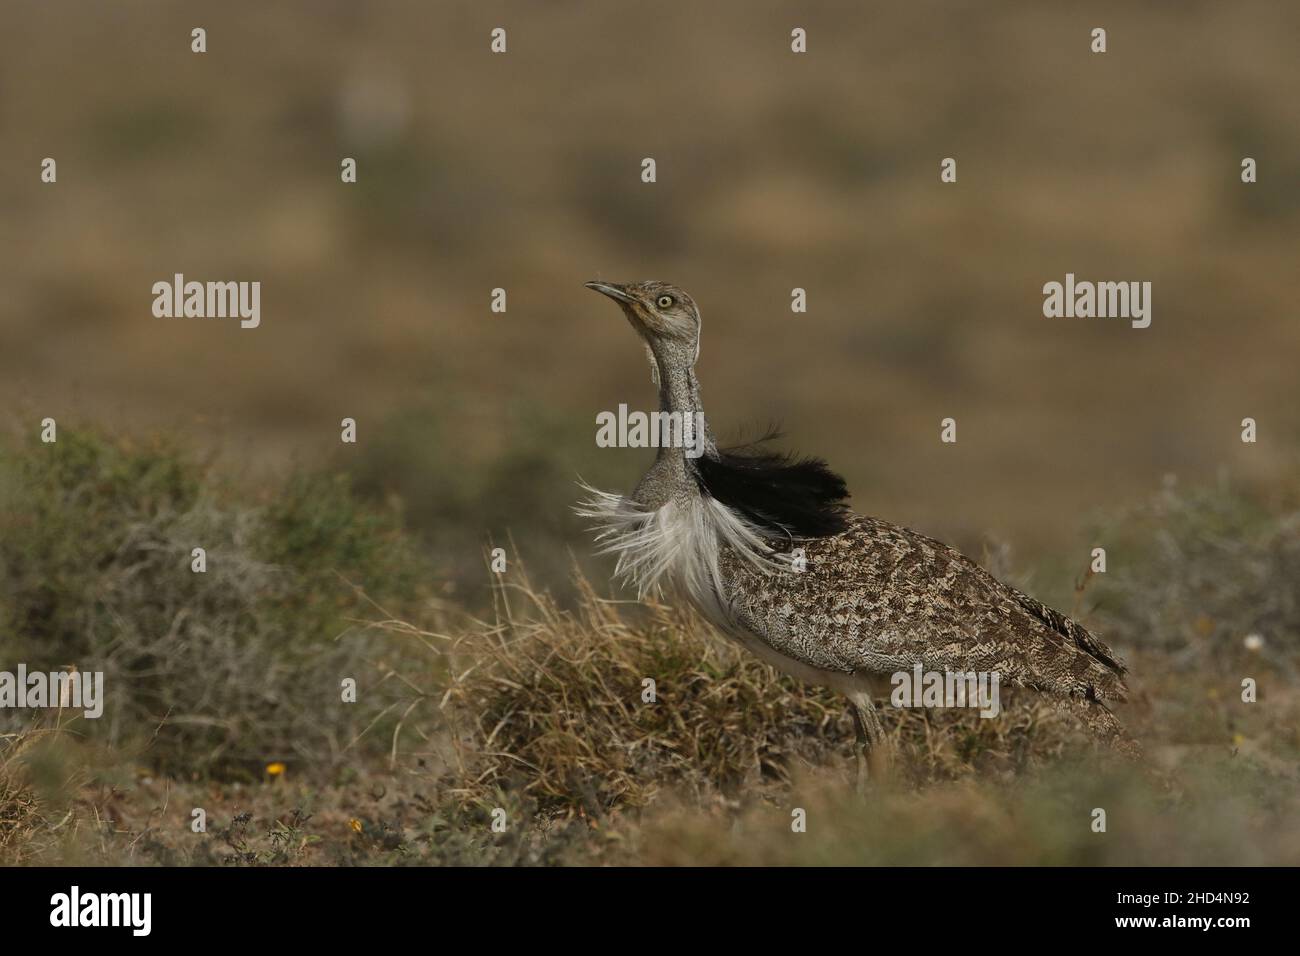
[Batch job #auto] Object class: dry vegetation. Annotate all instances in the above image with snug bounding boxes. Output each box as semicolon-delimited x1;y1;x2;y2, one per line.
2;426;1298;866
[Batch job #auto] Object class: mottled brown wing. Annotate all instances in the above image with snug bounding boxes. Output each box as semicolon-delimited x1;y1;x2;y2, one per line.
720;514;1129;702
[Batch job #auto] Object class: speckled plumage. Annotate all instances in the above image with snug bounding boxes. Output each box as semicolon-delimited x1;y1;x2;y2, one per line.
581;279;1135;765
717;515;1129;720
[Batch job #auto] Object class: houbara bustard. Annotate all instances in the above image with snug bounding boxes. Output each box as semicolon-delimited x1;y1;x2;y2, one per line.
578;279;1135;787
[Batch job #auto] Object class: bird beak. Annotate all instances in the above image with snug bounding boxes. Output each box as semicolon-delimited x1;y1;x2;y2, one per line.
584;280;635;304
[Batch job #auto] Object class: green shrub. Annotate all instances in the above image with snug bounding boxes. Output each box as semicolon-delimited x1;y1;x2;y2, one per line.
0;426;429;776
1091;478;1300;669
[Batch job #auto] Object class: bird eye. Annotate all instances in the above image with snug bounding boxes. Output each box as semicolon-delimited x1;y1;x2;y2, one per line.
657;295;674;308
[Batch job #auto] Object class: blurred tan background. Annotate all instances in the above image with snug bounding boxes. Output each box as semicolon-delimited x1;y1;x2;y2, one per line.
3;0;1298;583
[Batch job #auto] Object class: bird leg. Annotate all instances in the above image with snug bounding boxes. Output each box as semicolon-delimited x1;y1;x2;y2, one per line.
862;696;891;781
850;701;870;796
848;693;890;794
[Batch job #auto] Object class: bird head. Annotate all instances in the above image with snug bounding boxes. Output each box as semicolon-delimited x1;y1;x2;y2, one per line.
584;280;702;368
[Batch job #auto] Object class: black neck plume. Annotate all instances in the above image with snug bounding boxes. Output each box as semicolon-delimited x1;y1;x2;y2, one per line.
693;431;850;540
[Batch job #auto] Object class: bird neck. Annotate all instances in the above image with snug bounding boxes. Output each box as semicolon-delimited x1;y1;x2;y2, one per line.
659;359;701;416
631;355;712;508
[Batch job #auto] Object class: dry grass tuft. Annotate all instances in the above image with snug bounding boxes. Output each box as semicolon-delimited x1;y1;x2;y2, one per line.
0;725;59;864
385;565;849;816
0;754;42;860
378;559;1127;825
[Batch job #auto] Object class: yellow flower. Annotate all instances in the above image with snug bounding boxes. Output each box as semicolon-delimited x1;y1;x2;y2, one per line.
349;818;363;833
1232;734;1245;747
266;762;286;776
